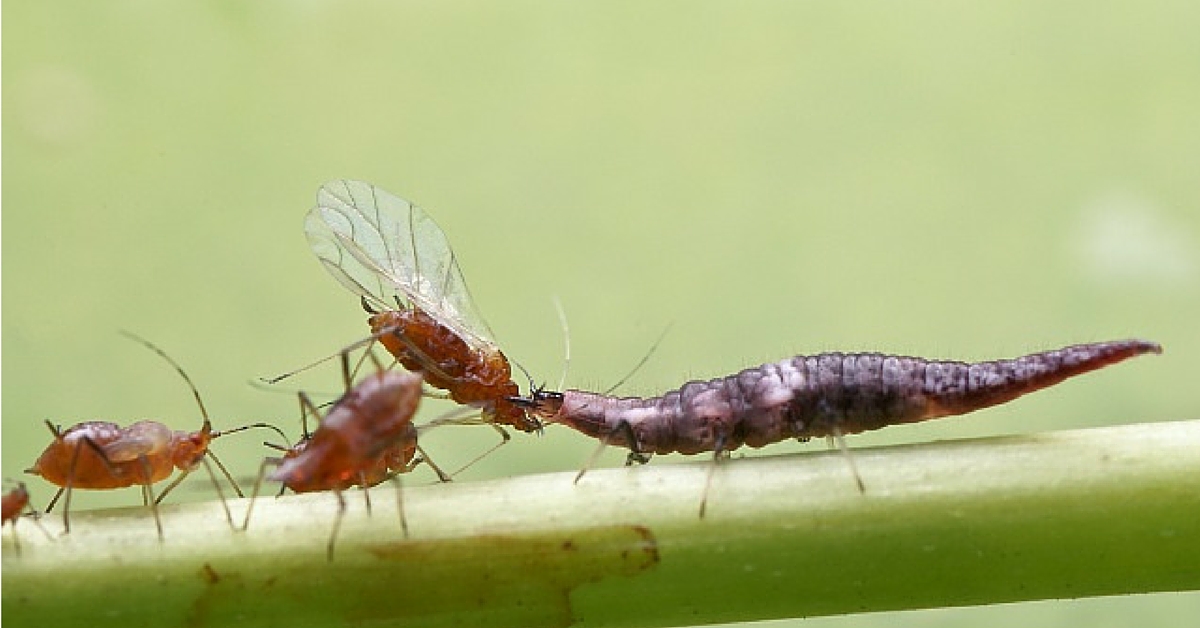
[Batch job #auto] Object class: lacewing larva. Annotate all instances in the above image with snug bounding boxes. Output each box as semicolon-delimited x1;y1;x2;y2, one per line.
304;179;539;435
513;339;1161;514
24;333;285;539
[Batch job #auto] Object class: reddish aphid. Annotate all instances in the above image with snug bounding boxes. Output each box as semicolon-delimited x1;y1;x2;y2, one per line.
515;339;1162;515
2;482;31;525
304;179;539;434
245;351;445;561
25;333;284;539
3;481;34;553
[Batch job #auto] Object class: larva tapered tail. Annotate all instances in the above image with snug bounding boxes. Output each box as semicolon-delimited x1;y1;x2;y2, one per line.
523;340;1161;457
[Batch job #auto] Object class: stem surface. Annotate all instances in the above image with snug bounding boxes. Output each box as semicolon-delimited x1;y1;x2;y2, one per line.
4;420;1199;628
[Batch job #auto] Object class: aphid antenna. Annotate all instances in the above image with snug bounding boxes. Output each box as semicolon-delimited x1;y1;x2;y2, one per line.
601;322;674;396
118;330;212;429
418;406;504;479
260;328;394;385
344;342;376;385
247;377;341;398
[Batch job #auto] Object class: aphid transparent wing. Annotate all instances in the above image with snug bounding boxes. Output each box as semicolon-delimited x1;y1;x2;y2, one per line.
305;179;498;351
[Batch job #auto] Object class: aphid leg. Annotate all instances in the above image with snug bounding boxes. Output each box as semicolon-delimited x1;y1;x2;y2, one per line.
444;424;507;479
199;457;236;530
389;475;409;538
203;449;246;498
298;391;324;429
38;422;68;515
326;489;347;562
154;468;193;506
359;472;373;516
7;517;20;555
136;454;164;541
241;457;283;531
31;519;53;543
414;445;452;482
391;332;458;387
575;420;644;485
422;389;453;401
423;406;506;479
829;426;865;494
43;488;65;515
25;503;54;543
260;442;292;497
58;437;90;534
340;349;357;390
345;339;377;384
698;431;730;519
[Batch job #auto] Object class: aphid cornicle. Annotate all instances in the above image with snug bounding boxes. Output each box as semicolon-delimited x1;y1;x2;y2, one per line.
514;339;1161;514
24;333;284;539
304;179;539;435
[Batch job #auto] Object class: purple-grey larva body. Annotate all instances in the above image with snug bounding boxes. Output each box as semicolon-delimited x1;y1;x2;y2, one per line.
523;339;1161;457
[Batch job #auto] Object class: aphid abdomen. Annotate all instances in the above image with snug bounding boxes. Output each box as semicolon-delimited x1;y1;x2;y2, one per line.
27;422;175;489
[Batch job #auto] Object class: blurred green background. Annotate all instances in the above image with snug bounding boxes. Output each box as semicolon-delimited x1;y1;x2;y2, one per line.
4;1;1198;625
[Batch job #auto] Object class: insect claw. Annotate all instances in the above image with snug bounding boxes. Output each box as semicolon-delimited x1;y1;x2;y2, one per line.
625;452;651;466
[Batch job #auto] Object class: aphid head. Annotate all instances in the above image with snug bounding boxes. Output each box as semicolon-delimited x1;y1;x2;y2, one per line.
172;421;214;470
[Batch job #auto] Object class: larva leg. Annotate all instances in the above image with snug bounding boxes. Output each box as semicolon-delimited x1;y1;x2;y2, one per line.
698;431;730;519
574;420;644;485
829;425;865;493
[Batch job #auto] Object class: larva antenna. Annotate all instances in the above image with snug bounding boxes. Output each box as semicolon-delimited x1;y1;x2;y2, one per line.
602;322;673;396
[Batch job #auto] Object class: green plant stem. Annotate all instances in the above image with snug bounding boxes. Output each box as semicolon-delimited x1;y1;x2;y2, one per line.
4;420;1199;628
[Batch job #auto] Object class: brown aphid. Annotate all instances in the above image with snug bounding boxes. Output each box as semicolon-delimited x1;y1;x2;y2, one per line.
516;339;1162;515
305;179;539;434
245;351;446;561
25;333;284;539
3;482;33;525
3;482;33;553
367;305;528;430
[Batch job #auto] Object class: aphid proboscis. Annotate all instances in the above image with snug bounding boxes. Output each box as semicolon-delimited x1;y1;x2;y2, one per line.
24;333;286;539
514;339;1161;515
304;179;540;434
243;350;445;561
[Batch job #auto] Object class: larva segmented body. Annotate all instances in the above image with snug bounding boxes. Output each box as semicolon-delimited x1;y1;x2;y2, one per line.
524;340;1161;457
